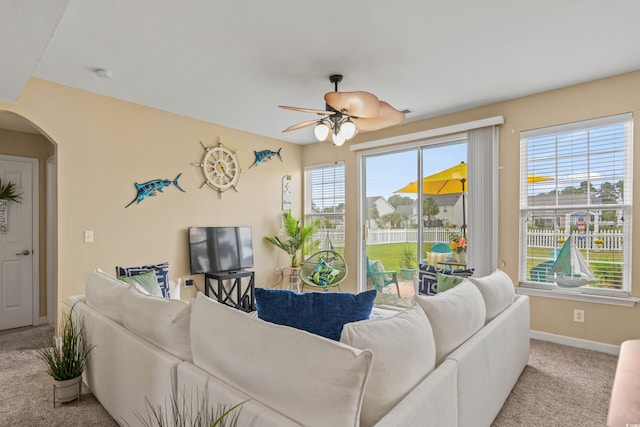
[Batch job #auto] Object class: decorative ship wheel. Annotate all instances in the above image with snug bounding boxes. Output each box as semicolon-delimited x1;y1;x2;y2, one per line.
192;140;241;198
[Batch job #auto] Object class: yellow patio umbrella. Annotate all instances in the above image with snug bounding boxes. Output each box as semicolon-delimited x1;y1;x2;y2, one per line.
394;162;553;234
394;162;553;194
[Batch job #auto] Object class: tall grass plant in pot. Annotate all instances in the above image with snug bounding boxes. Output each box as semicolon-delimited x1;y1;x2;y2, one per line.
264;211;320;290
399;245;418;279
35;304;94;406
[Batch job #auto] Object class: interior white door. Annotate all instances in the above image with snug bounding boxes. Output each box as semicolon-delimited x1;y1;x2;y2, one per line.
0;158;34;330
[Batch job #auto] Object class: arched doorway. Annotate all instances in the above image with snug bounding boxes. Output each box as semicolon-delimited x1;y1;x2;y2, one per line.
0;111;57;329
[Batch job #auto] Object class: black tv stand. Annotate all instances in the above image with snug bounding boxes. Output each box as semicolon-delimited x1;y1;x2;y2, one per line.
204;270;255;312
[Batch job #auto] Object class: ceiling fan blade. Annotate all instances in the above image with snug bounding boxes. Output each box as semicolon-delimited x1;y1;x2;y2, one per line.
282;119;319;132
279;105;334;115
352;101;405;131
324;91;380;118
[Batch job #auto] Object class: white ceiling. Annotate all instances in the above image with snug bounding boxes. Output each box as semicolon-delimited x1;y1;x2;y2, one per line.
3;1;640;144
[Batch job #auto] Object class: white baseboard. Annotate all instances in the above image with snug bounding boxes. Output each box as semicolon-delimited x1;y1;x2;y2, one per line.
530;330;620;355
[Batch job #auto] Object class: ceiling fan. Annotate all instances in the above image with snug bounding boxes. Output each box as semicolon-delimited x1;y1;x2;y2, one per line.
279;74;406;146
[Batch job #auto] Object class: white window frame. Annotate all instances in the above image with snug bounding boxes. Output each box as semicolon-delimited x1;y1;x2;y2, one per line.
519;113;633;301
304;161;346;248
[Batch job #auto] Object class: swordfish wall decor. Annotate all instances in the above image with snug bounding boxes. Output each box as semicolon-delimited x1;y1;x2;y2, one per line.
125;173;185;208
249;147;283;168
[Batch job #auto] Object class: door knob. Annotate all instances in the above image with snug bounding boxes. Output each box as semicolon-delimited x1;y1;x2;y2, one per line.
16;250;30;256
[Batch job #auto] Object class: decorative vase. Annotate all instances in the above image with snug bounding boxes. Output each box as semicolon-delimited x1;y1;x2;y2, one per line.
456;251;467;264
53;376;82;406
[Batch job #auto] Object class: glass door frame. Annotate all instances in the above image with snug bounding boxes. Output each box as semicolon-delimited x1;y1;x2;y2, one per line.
356;133;468;292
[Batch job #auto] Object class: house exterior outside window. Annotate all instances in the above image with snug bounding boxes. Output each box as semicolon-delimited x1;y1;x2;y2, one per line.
519;113;632;297
304;162;346;252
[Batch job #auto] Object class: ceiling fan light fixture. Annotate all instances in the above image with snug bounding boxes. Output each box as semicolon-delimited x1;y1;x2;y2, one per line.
314;121;330;141
332;130;346;147
341;119;356;139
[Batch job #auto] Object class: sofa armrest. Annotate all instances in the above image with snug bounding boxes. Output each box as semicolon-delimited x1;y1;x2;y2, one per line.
607;339;640;427
374;359;458;427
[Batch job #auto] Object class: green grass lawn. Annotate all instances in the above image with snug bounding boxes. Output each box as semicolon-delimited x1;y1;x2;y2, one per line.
366;243;622;287
366;242;442;272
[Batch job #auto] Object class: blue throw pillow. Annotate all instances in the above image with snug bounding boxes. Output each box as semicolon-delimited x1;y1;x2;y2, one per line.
116;262;170;298
254;288;377;340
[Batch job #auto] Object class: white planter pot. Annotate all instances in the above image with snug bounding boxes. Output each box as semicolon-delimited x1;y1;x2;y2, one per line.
53;376;82;406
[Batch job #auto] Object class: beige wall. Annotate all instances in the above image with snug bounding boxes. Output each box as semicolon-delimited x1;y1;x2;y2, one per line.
0;78;302;315
0;128;54;317
304;70;640;346
2;71;639;346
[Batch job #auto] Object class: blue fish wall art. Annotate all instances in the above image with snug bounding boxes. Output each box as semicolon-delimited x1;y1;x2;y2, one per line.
125;173;185;208
249;147;282;168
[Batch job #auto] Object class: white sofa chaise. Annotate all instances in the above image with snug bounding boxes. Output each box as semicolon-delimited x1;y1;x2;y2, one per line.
74;268;529;426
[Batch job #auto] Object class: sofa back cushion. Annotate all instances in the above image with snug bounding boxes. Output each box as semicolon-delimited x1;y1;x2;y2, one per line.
469;268;516;323
190;293;373;427
118;287;192;361
416;281;485;364
85;271;132;324
340;304;436;427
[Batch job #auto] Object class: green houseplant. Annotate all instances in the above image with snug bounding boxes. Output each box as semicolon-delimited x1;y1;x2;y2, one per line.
264;211;320;268
35;304;94;405
399;245;417;279
134;384;246;427
0;179;22;203
264;211;320;289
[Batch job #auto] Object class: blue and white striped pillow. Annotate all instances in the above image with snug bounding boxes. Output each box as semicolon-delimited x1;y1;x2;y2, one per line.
116;262;170;298
418;264;474;295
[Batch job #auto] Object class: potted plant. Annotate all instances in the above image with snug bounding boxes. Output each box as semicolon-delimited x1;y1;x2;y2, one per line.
593;237;604;248
0;178;22;203
136;384;246;427
264;210;320;289
35;304;94;406
399;245;417;279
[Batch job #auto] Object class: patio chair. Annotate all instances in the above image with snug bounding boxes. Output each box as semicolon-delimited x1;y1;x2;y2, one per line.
366;257;400;296
300;250;347;292
423;242;452;267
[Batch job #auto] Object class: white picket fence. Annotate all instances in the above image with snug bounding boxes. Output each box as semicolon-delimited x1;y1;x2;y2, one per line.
317;227;623;251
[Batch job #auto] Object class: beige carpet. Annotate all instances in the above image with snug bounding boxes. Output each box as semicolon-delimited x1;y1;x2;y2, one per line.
0;325;118;427
0;326;618;426
493;339;617;426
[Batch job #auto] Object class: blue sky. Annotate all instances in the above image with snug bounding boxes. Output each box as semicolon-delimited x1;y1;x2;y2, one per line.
365;142;467;199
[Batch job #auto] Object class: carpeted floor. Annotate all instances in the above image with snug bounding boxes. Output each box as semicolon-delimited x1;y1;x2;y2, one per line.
0;325;118;427
0;326;618;426
493;339;617;426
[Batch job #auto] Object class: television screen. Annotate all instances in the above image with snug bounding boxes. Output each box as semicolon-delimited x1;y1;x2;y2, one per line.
188;226;253;274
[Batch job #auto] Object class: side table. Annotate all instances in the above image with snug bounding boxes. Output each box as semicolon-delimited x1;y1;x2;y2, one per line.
204;270;255;312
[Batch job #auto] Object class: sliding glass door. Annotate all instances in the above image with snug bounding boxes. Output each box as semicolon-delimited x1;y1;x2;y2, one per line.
360;137;467;303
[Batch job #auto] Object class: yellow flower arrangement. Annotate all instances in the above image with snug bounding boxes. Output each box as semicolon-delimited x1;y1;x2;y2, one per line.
449;233;467;254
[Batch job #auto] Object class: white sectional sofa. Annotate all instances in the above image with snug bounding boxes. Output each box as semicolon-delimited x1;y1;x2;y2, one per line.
74;268;529;426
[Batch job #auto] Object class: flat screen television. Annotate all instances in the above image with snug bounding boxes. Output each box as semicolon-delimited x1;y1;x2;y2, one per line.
188;226;254;274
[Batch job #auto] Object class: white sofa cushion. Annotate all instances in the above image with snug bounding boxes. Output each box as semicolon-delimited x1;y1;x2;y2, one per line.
468;269;516;323
85;271;132;324
118;287;192;361
340;304;437;427
190;293;373;427
416;281;485;364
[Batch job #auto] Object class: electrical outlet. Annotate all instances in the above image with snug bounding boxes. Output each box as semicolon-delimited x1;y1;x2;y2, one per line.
84;230;94;243
573;309;585;323
185;279;194;287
